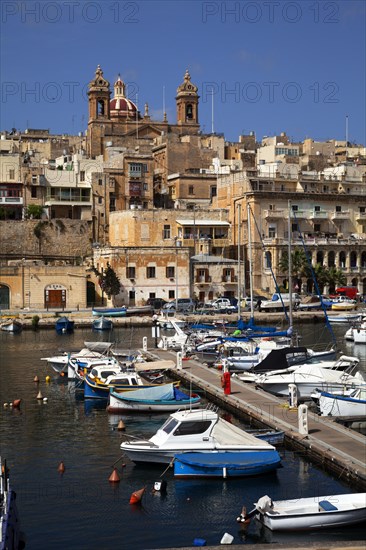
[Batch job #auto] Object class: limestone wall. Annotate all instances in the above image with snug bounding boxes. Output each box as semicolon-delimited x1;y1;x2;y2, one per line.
0;219;92;259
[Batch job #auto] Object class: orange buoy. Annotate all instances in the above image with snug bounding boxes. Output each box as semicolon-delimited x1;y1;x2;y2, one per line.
12;399;21;408
58;461;65;474
129;486;146;504
109;468;120;483
117;420;125;431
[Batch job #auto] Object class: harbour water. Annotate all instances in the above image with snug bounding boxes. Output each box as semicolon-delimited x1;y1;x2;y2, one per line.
0;322;365;549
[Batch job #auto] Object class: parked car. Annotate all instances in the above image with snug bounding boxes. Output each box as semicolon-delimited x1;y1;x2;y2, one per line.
162;298;195;313
207;298;238;314
146;298;168;310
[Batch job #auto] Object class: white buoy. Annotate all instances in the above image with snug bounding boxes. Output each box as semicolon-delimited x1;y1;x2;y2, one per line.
43;397;48;403
220;532;234;544
3;403;8;408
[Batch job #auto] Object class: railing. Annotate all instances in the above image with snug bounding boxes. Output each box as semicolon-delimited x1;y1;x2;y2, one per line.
0;197;23;204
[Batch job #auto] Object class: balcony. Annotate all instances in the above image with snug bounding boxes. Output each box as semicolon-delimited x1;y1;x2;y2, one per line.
331;210;350;220
356;212;366;221
0;196;23;205
290;209;307;219
264;209;286;220
310;210;328;220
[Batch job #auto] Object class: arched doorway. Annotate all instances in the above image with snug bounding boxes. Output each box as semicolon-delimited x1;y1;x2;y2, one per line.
0;284;10;309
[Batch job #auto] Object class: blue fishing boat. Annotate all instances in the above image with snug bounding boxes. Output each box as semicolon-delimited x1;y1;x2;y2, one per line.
107;383;201;413
0;457;25;549
92;316;113;331
55;316;74;334
92;307;127;317
173;450;281;478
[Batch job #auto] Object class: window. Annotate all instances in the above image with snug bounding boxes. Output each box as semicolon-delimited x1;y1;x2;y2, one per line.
188;186;194;195
268;226;276;238
127;266;135;279
265;251;272;269
98;178;103;186
31;187;37;198
291;223;298;232
314;205;320;212
292;205;298;211
336;205;342;212
166;266;175;278
163;225;171;239
360;207;366;213
147;266;156;278
168;290;175;300
129;163;142;177
9;169;15;180
80;171;85;182
98;197;103;204
174;420;211;436
314;224;321;232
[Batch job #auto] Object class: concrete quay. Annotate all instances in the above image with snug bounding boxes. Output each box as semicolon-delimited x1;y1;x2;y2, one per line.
148;347;366;491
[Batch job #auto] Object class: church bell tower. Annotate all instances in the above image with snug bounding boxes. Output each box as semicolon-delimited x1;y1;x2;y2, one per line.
176;69;199;128
87;65;111;157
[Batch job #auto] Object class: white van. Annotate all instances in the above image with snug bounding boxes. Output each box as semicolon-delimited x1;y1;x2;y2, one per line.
258;293;301;312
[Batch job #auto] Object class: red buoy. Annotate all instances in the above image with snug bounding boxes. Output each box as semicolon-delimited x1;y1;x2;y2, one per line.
129;486;146;504
58;461;65;474
12;399;22;408
109;468;120;483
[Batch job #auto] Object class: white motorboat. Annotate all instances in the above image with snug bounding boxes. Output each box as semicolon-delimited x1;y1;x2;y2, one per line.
0;319;23;333
120;407;279;465
250;492;366;531
256;356;364;400
317;387;366;417
157;319;189;350
41;342;115;375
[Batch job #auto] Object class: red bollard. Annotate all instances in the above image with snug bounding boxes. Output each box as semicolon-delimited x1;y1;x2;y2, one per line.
221;371;231;395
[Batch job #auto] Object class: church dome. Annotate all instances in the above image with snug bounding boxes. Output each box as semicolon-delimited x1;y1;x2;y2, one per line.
110;74;139;119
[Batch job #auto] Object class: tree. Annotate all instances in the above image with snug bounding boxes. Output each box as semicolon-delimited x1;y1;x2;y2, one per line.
326;266;346;294
313;263;329;293
27;204;43;219
278;248;310;290
92;263;121;305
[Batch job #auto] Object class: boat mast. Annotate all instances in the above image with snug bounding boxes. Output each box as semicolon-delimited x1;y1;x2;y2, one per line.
237;203;241;320
247;203;254;321
288;199;293;332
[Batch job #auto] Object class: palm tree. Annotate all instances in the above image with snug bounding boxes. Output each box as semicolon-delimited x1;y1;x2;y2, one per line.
313;263;329;294
278;248;310;291
326;266;346;294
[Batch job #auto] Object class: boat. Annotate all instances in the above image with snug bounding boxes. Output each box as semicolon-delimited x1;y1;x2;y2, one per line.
255;355;364;400
107;383;201;413
84;361;177;400
250;492;366;531
353;325;366;344
0;457;25;549
41;342;115;376
125;305;154;316
0;319;23;333
55;316;74;334
331;297;356;311
120;407;281;465
173;450;281;478
328;313;362;324
92;316;113;331
317;387;366;418
246;428;284;445
92;307;127;317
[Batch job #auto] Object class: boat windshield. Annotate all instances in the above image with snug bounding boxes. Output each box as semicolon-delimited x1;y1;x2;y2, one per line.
161;417;179;434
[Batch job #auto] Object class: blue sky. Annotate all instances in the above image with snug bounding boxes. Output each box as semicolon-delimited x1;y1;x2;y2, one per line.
1;0;365;144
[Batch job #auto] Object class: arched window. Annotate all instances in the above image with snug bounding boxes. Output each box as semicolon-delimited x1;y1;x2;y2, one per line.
264;251;272;269
350;251;357;268
316;251;324;264
327;250;335;267
186;104;193;119
339;251;346;268
97;100;105;116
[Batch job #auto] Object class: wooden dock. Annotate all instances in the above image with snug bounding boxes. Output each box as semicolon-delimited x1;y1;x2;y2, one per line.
148;348;366;490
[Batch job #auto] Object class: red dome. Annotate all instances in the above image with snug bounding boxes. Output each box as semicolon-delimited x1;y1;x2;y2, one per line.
110;97;137;114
